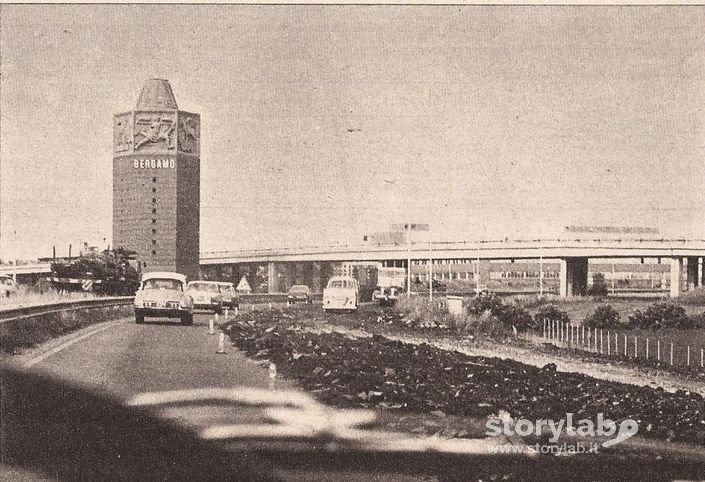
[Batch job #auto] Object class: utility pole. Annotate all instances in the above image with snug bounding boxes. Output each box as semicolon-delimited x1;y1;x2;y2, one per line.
475;245;481;294
428;241;433;301
406;224;411;298
390;223;428;298
539;244;544;297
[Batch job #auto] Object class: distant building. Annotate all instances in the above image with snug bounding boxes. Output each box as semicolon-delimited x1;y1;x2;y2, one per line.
112;79;201;280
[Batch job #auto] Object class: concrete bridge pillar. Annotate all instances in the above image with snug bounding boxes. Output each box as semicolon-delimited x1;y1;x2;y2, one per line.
294;262;308;285
266;262;292;293
311;262;322;293
285;263;295;291
479;260;491;288
559;257;588;297
687;257;699;291
267;262;276;294
670;257;683;297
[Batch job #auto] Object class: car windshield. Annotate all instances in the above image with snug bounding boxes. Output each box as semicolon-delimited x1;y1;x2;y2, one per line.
289;285;309;293
219;285;234;293
327;280;349;288
142;279;182;291
189;282;219;293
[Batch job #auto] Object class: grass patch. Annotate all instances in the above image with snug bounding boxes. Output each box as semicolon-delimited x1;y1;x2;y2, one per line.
677;287;705;306
0;304;132;354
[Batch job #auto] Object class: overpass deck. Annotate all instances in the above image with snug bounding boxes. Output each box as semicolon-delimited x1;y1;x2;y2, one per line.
200;238;705;265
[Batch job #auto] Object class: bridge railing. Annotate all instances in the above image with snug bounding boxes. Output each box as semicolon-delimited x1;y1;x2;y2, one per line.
201;237;705;260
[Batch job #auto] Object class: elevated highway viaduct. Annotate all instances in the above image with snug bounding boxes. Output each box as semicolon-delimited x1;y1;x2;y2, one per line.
200;238;705;298
4;238;704;298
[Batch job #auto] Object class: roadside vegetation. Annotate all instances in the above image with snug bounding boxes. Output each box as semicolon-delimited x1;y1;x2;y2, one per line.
0;284;101;310
385;293;705;376
0;303;132;354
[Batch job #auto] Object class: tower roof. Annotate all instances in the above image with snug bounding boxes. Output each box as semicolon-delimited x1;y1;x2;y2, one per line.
135;79;178;110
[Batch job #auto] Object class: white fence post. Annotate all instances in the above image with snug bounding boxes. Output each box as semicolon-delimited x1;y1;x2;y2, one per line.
657;340;661;362
624;334;627;357
614;331;617;355
646;338;649;360
634;336;638;358
600;329;603;354
670;343;674;366
607;330;611;355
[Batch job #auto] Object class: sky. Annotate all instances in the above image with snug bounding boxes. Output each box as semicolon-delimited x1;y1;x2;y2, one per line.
1;5;704;260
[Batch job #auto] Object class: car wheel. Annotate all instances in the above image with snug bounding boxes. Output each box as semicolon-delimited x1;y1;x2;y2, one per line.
215;306;223;315
135;313;144;324
181;313;194;325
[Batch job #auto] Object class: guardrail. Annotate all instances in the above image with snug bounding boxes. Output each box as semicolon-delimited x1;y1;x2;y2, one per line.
239;293;323;304
0;297;134;324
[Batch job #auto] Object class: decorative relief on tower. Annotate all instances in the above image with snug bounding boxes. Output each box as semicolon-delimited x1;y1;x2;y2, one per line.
114;114;133;153
133;113;176;151
178;115;200;154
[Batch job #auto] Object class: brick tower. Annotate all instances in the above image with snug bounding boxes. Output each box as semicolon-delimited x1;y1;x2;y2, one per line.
113;79;200;280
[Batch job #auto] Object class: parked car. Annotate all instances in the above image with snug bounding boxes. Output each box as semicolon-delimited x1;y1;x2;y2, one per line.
186;281;224;314
216;282;240;308
287;284;312;304
322;276;359;313
134;272;193;324
0;275;17;298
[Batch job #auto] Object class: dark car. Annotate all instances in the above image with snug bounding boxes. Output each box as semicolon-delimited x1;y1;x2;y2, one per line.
287;284;312;304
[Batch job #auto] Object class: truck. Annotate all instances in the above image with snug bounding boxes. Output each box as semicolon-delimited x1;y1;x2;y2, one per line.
372;267;407;306
334;262;407;305
334;262;379;302
50;248;141;296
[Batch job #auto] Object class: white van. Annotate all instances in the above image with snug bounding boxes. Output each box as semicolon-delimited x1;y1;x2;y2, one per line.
322;276;359;313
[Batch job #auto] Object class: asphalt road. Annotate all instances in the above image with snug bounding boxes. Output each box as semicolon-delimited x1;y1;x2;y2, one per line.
23;312;290;400
3;311;303;481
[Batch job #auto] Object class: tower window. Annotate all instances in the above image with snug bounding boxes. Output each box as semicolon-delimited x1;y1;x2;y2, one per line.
152;208;157;214
152;250;157;255
152;177;157;183
152;240;157;245
152;198;156;203
152;229;157;234
152;188;156;193
152;219;156;224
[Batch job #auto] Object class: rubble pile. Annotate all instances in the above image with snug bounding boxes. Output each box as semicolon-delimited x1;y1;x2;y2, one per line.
226;311;705;446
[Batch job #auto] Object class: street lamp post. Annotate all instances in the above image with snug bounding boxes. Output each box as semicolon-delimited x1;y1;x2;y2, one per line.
539;243;544;297
406;224;411;298
428;240;433;302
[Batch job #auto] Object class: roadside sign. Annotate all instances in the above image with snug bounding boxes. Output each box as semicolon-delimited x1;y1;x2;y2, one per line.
389;223;430;232
236;276;251;293
81;279;93;291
